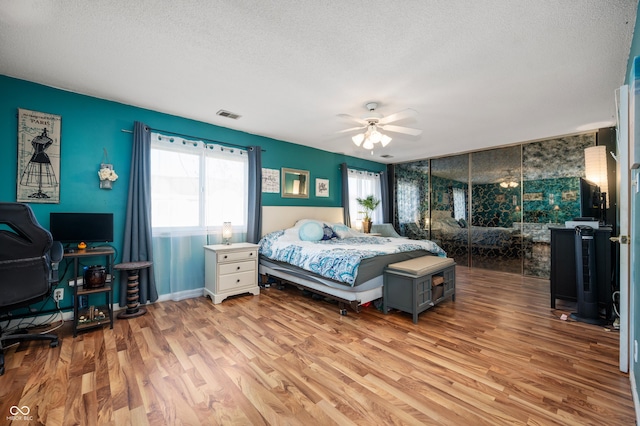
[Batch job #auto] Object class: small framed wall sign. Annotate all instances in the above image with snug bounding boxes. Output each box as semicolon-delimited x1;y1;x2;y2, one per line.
262;168;280;193
316;178;329;197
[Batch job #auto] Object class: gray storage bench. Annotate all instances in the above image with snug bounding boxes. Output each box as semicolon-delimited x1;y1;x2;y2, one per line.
383;256;456;323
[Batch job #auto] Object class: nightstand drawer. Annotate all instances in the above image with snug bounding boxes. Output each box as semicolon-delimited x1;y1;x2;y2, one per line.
219;260;255;275
218;270;256;292
218;250;257;263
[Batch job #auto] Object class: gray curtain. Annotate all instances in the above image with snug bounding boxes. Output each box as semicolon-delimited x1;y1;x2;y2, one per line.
380;168;390;223
341;163;351;227
247;146;262;243
119;121;158;307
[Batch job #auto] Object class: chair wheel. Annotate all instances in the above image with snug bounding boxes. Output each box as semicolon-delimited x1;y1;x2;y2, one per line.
0;366;4;376
339;309;348;316
50;340;59;348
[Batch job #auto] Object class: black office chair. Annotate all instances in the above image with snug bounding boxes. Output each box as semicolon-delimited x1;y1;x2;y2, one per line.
0;202;62;375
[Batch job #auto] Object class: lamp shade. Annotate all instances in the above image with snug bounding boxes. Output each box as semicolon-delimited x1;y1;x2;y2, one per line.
584;146;608;186
222;222;233;243
584;145;609;207
352;133;364;146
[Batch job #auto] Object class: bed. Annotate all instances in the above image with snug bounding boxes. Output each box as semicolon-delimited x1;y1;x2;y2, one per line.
258;206;446;314
429;211;523;252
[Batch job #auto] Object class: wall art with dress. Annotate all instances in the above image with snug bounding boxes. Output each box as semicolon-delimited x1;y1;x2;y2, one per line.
16;108;61;203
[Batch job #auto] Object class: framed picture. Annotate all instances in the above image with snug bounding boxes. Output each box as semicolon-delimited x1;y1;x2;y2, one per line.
316;178;329;197
523;192;543;201
562;190;577;201
281;168;309;198
17;108;61;203
261;168;280;193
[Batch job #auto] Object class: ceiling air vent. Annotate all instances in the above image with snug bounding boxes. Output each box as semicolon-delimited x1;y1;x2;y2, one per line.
216;109;241;120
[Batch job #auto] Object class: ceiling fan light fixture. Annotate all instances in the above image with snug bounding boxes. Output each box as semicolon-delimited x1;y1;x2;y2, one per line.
341;101;422;152
369;129;382;144
362;139;374;150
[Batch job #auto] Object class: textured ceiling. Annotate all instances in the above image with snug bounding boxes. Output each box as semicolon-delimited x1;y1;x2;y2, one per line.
0;1;637;164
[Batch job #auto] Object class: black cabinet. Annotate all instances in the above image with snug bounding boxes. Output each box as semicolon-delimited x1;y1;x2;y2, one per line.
549;226;612;315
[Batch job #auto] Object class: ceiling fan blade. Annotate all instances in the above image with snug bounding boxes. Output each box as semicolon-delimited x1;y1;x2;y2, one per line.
378;108;417;125
337;125;366;134
337;113;368;126
379;124;423;136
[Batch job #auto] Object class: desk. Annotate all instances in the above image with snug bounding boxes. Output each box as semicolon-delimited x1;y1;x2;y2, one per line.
64;247;115;337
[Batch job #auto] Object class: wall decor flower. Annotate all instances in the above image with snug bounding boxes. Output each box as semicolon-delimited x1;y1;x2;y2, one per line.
98;163;118;189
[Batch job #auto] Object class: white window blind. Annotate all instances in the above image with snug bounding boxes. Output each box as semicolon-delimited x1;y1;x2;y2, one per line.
150;133;248;236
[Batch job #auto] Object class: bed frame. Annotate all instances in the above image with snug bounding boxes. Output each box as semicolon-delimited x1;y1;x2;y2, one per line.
259;206;382;314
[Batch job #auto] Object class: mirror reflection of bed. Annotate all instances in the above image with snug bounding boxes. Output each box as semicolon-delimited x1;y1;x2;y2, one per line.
429;210;527;274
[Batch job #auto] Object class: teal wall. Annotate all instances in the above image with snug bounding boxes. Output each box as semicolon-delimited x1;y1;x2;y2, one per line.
0;75;384;308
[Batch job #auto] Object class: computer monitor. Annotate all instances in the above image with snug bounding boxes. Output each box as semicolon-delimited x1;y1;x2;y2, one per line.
49;212;114;243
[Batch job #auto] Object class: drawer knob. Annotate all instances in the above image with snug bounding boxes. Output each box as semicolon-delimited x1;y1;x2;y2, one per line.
237;279;240;283
237;266;240;270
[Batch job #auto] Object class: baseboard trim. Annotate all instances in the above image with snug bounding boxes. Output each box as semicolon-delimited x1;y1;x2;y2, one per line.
155;288;205;303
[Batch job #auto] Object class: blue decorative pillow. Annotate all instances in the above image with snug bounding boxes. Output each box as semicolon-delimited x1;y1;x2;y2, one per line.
321;224;338;240
298;221;324;241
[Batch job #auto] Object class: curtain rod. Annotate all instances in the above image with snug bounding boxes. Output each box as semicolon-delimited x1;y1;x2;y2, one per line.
121;128;265;152
341;164;385;173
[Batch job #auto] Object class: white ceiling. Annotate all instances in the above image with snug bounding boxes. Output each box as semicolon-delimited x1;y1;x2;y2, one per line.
0;1;637;164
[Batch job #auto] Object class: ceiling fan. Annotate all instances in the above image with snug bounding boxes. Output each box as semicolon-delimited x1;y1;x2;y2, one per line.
338;102;422;150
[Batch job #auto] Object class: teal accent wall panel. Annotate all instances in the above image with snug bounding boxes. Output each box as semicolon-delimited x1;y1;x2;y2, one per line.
0;75;384;305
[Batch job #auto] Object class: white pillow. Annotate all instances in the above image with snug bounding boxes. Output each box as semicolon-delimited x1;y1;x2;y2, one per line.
298;221;324;241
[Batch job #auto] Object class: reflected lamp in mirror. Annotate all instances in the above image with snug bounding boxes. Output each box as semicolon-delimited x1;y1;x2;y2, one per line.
281;168;309;198
222;222;233;245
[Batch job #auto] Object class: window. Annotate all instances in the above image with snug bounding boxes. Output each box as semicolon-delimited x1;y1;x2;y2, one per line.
397;179;420;223
150;133;248;235
348;168;382;225
452;187;466;220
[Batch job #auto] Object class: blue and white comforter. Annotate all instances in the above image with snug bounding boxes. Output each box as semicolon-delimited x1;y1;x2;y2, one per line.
259;230;446;286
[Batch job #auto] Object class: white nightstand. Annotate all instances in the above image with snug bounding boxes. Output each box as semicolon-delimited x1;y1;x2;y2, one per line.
204;242;260;304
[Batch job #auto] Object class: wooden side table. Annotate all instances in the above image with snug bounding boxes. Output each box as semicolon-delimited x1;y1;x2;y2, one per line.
115;260;153;319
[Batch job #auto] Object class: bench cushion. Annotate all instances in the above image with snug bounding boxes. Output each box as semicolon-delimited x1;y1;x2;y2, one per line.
386;255;455;276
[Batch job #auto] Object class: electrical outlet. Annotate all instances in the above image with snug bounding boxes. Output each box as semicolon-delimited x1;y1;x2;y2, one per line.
54;288;64;301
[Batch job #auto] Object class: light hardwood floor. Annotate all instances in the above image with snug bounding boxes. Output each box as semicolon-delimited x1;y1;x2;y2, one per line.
0;267;635;425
